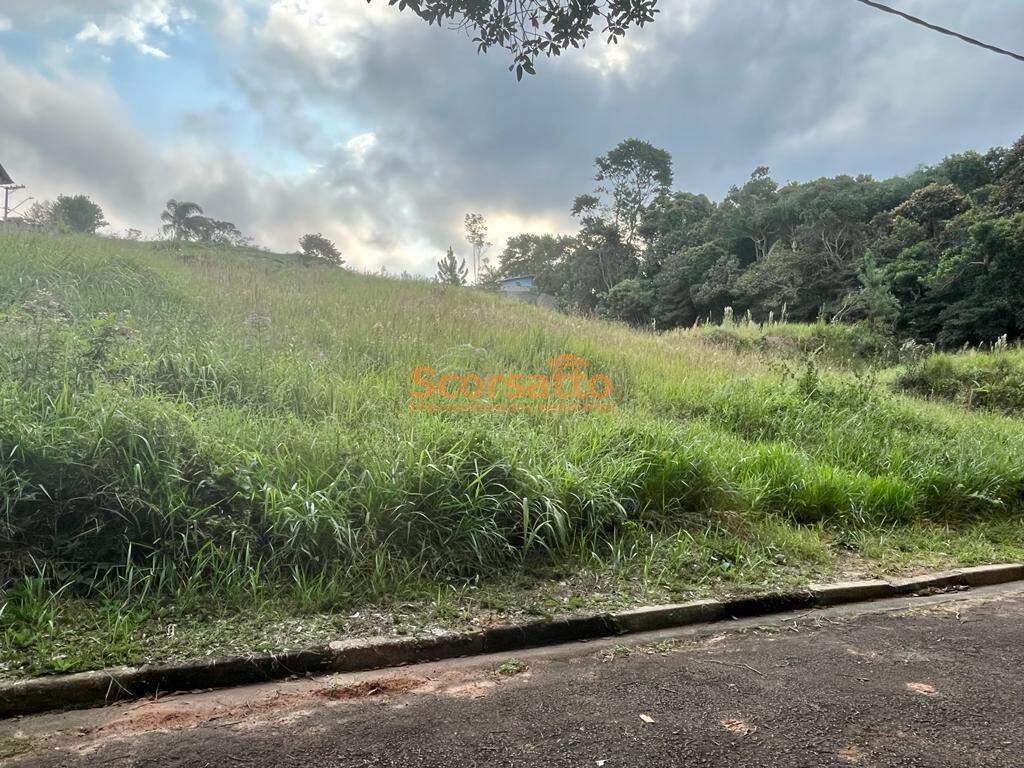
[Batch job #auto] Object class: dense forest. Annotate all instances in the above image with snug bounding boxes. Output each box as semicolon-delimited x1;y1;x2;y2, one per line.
486;134;1024;347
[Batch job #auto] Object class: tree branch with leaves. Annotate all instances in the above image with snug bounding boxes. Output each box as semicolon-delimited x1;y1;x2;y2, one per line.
376;0;658;78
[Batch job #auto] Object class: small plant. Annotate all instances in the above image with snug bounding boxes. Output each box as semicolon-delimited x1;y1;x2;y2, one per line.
436;246;468;285
599;644;635;662
496;658;528;676
0;565;72;651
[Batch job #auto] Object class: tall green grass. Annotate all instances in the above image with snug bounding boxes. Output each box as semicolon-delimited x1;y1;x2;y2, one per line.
673;318;897;366
2;233;1024;671
897;347;1024;414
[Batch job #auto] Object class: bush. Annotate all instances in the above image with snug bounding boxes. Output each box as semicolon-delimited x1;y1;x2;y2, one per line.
898;350;1024;414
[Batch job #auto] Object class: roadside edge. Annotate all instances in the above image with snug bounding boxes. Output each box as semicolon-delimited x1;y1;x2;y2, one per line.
3;563;1021;718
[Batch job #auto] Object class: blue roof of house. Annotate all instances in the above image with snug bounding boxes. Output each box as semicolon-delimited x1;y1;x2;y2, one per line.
497;275;534;283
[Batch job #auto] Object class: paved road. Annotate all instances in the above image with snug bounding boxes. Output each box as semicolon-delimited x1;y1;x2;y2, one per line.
4;584;1024;767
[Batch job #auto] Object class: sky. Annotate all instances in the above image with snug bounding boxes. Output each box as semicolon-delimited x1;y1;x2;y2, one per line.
1;0;1023;274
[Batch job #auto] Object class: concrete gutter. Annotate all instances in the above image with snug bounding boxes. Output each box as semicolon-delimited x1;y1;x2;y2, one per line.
2;563;1021;719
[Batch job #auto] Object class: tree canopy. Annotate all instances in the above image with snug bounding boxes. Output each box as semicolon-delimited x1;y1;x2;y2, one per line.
299;233;345;267
488;132;1024;347
41;195;108;234
160;200;248;246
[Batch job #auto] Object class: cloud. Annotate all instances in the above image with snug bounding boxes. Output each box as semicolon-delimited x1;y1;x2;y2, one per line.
576;0;717;79
0;15;11;31
74;0;192;58
214;0;247;42
255;0;405;86
0;54;451;272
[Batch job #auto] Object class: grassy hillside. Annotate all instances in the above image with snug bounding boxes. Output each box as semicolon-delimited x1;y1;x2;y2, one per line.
3;233;1024;676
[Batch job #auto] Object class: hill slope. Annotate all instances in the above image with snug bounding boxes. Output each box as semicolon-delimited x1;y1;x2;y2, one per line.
3;234;1024;676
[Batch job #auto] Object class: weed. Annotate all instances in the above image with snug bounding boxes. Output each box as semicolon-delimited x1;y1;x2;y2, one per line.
496;658;528;676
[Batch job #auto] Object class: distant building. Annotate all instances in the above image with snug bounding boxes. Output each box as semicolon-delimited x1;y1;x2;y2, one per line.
1;161;27;223
497;275;536;295
496;275;558;310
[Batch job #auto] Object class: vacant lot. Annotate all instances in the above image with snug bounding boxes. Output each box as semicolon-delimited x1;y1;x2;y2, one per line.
2;234;1024;677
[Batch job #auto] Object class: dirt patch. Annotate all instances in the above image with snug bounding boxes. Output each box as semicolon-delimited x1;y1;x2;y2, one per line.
720;716;757;736
435;680;499;700
316;675;428;700
91;703;228;737
838;744;863;763
59;675;433;756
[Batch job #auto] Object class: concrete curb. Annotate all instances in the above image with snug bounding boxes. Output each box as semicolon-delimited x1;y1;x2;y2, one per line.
809;579;895;605
2;563;1021;719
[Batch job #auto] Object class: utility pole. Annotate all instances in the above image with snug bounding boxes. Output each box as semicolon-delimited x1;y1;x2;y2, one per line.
3;185;26;221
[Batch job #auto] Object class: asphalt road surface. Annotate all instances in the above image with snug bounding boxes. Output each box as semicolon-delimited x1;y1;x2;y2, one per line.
4;584;1023;767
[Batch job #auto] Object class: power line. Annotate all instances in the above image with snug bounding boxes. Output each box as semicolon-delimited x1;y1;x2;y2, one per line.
852;0;1024;64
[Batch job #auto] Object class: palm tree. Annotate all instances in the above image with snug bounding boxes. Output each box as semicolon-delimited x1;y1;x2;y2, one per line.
161;199;207;241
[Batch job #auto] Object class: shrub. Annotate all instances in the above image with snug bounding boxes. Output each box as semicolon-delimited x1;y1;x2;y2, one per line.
898;350;1024;414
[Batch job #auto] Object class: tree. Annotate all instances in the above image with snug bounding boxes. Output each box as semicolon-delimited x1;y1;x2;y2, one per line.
732;245;808;319
299;233;344;267
601;278;655;326
160;200;247;246
654;241;728;328
718;167;783;262
638;191;715;275
161;200;207;241
476;260;503;291
51;195;107;234
992;134;1024;215
202;219;247;247
464;213;490;284
690;253;742;320
376;0;658;79
499;130;1024;342
592;139;673;245
835;251;900;327
436;246;468;285
933;150;995;194
496;233;571;295
24;200;55;227
891;183;969;239
564;217;638;312
904;214;1024;346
